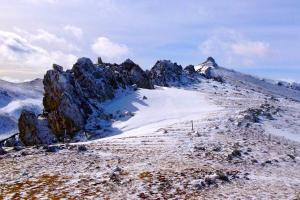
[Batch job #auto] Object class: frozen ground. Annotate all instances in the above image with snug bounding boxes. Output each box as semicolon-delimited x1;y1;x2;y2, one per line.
1;75;300;199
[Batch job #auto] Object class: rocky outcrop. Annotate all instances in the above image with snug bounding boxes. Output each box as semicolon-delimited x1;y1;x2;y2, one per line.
18;110;57;146
290;83;300;91
43;63;86;137
195;57;219;79
19;57;223;145
149;60;183;86
19;57;154;145
184;65;196;75
108;59;154;89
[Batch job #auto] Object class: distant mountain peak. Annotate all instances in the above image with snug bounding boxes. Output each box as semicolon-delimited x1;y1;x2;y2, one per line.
123;58;135;65
203;57;218;68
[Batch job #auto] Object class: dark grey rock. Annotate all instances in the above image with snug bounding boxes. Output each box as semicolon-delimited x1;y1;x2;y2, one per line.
45;145;60;153
0;146;7;155
77;145;87;152
184;65;196;74
18;111;57;146
149;60;183;86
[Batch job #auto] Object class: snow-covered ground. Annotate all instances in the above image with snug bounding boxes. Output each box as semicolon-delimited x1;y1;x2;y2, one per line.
102;87;220;139
1;68;300;199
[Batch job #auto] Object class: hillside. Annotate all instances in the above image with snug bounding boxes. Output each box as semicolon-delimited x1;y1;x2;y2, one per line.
0;58;299;199
0;79;43;141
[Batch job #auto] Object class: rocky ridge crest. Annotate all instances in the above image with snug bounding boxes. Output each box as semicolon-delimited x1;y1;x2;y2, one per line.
18;57;212;145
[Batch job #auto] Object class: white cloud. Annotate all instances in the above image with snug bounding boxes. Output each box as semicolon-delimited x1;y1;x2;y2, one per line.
64;25;83;39
0;30;77;81
91;37;129;62
15;28;80;52
199;29;271;66
231;41;270;57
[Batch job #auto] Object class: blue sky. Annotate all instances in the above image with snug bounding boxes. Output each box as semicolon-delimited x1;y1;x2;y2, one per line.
0;0;299;82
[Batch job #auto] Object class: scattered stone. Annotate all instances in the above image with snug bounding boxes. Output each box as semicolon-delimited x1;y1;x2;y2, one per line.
77;145;88;152
194;146;206;151
204;174;218;185
213;146;222;152
216;171;229;182
265;160;272;164
45;145;60;153
262;160;272;166
113;166;122;173
191;179;206;190
109;172;120;183
251;159;258;164
231;149;242;157
287;154;295;160
143;96;148;100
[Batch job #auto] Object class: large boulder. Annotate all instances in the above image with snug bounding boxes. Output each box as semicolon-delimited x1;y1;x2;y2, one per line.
18;110;57;146
149;60;183;86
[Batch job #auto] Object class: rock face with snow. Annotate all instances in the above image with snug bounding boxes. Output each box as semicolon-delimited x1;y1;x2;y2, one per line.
149;60;183;86
107;59;154;89
184;65;196;75
18;111;56;146
195;57;219;79
19;57;154;145
43;63;86;137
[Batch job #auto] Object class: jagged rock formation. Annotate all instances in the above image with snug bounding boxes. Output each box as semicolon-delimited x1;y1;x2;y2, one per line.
19;57;154;145
184;65;196;75
18;111;57;146
149;60;183;86
195;57;219;79
107;59;154;89
18;56;220;145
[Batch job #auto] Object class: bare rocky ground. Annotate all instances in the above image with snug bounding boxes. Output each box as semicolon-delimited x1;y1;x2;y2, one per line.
0;80;300;199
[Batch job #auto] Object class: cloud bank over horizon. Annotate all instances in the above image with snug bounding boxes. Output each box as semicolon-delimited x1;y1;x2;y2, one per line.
0;0;299;82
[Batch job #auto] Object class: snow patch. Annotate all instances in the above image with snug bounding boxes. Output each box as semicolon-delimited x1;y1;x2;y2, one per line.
101;86;221;139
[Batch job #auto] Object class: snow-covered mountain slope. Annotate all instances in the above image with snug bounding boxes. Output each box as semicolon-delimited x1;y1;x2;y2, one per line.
0;79;43;140
211;66;300;101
